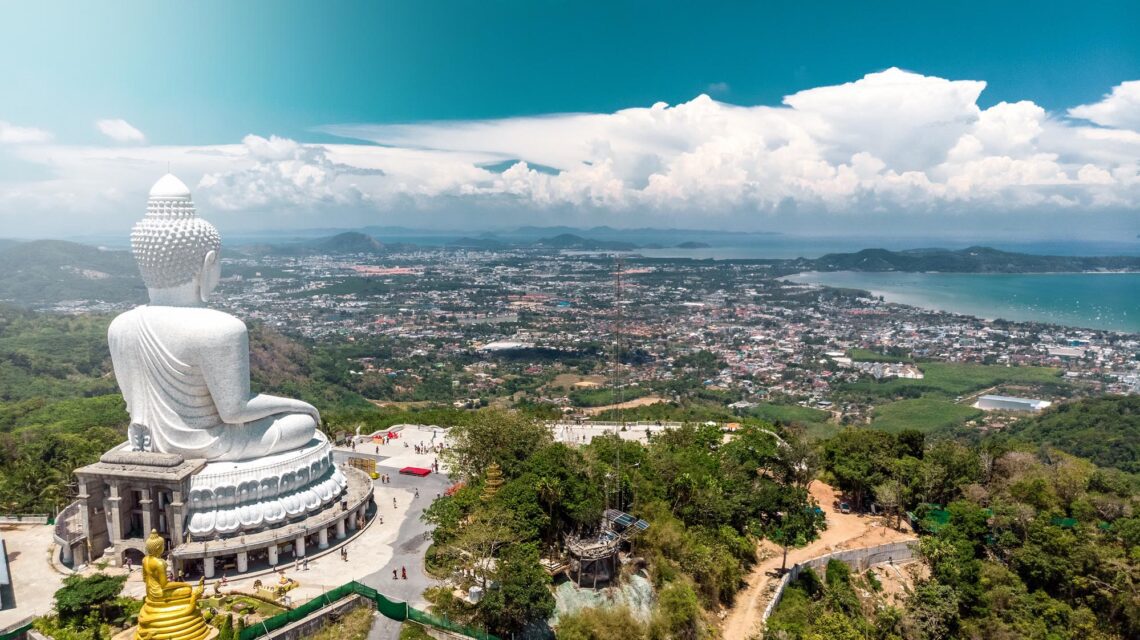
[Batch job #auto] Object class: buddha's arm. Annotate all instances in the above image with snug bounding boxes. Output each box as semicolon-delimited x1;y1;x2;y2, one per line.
200;323;320;426
149;561;193;597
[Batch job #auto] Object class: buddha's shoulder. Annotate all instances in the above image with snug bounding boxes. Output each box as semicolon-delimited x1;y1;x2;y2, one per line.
111;306;247;336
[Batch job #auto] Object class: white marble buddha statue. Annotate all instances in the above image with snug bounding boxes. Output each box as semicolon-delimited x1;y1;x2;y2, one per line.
109;174;319;462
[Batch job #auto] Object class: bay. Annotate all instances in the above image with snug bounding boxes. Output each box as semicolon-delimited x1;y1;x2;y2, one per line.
783;271;1140;333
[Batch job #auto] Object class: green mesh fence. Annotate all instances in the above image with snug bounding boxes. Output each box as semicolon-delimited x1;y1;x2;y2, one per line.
407;607;498;640
0;622;32;640
238;581;498;640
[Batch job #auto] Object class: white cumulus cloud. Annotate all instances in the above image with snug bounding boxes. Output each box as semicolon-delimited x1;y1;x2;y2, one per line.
197;135;373;210
1069;80;1140;131
96;118;146;143
0;120;52;144
320;68;1140;217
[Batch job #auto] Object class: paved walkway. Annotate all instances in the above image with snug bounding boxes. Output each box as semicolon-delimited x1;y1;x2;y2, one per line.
0;524;64;629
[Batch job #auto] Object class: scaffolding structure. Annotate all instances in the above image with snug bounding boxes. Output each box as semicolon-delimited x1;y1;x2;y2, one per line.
564;508;649;588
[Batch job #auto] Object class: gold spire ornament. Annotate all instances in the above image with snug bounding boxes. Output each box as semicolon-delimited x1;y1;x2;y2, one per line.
135;530;212;640
481;462;505;501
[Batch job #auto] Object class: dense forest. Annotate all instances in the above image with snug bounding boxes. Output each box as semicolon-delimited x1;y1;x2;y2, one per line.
1008;395;1140;473
421;411;820;638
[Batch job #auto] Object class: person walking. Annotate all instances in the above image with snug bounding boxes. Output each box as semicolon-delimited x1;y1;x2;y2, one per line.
392;569;398;580
401;566;407;580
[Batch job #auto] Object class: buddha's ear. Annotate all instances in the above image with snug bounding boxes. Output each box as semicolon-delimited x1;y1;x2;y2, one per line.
203;250;218;268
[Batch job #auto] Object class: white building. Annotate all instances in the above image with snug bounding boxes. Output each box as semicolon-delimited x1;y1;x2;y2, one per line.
974;394;1052;413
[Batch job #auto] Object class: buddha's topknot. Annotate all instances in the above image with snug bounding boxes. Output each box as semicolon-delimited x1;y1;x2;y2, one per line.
131;174;221;289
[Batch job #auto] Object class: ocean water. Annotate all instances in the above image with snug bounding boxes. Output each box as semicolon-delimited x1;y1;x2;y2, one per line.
783;271;1140;333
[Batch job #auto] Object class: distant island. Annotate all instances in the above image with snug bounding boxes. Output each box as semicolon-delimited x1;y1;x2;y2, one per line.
785;246;1140;275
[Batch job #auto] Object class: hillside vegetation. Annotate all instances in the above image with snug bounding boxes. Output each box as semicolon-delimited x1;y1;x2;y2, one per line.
0;240;142;306
1008;395;1140;474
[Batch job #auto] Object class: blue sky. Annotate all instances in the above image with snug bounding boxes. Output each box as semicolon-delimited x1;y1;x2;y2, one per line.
1;1;1139;237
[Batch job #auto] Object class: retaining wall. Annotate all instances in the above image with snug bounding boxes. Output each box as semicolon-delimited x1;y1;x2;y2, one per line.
248;594;372;640
760;540;917;626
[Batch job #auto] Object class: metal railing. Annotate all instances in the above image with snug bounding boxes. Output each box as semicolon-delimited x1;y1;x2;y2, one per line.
0;514;49;525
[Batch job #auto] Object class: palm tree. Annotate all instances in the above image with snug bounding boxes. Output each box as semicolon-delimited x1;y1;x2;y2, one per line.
535;476;563;525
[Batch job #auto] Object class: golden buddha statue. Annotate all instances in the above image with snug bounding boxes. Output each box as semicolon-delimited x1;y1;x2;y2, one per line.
136;530;212;640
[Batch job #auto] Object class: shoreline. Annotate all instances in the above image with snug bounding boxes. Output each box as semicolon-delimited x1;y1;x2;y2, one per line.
782;271;1140;335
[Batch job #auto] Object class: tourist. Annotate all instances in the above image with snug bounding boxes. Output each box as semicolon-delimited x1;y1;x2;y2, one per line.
393;497;397;509
414;488;420;499
303;557;309;570
401;566;407;580
392;569;398;580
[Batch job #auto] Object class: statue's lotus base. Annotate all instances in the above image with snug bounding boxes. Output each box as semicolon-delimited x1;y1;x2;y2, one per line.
112;625;219;640
186;432;348;538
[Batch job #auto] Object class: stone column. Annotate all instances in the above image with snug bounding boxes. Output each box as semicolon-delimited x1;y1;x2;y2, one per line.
204;556;215;579
318;527;329;549
267;544;278;566
295;535;306;558
335;518;346;540
60;543;74;565
169;489;186;547
77;478;93;557
237;551;248;573
347;512;358;532
139;488;153;535
106;484;123;556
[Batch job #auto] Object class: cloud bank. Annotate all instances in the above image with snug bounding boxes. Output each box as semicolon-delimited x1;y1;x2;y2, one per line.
2;68;1139;236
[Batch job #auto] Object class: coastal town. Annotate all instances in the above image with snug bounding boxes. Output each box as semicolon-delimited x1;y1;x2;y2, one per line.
112;241;1140;434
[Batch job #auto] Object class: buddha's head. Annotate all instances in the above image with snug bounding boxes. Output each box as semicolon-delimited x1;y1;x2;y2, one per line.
145;529;165;557
132;174;222;303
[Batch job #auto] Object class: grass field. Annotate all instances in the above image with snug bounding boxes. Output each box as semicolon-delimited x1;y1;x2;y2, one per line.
847;348;912;363
748;403;832;425
841;362;1062;399
569;385;652;407
744;403;837;439
871;397;983;433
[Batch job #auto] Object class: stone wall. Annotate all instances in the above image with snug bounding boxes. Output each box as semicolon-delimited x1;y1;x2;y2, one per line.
760;540;917;625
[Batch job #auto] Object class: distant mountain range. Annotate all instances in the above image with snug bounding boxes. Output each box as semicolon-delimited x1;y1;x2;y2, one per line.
0;237;1137;308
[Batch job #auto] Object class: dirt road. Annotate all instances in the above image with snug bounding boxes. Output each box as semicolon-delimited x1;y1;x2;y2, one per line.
580;395;664;416
719;482;917;640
